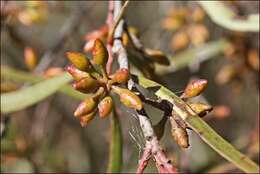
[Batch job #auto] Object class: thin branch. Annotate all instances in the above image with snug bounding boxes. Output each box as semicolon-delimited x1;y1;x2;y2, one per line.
34;2;87;73
112;1;177;173
108;0;130;44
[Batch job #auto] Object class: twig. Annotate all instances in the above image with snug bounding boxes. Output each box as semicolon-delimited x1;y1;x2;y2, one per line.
112;1;177;173
134;75;260;173
108;0;130;44
34;2;86;73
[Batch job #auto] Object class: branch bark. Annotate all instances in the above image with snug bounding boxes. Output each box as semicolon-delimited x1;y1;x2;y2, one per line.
111;1;177;173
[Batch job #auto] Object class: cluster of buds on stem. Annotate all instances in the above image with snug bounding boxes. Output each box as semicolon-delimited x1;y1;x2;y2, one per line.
170;79;212;148
66;38;143;126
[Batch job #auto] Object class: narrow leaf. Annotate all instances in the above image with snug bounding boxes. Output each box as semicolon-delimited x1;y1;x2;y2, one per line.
1;73;72;113
107;108;122;173
199;1;259;32
134;75;259;173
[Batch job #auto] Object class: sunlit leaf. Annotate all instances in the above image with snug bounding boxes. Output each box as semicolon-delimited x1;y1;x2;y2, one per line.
1;73;72;113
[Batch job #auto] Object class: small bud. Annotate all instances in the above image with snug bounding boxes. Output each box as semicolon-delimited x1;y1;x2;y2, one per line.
144;49;170;65
43;67;63;78
112;86;143;110
215;65;236;85
24;47;37;70
84;25;108;41
110;68;129;84
171;31;189;51
66;51;91;71
181;79;208;99
79;109;97;127
74;97;98;117
170;117;189;148
189;103;213;117
92;39;108;66
72;77;100;93
83;39;95;53
212;105;231;119
98;96;113;118
65;65;90;81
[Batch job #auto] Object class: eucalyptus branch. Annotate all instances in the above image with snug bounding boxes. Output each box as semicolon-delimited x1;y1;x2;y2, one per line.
112;1;177;173
133;75;260;173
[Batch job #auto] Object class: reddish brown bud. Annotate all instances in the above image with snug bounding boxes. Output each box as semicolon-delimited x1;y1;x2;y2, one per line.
79;109;97;127
66;51;91;71
74;97;98;117
110;68;129;84
144;49;170;65
84;25;108;41
112;86;143;110
24;47;37;70
181;79;208;99
65;65;90;81
98;96;113;118
83;39;95;53
72;77;100;93
43;67;63;78
92;39;108;66
170;117;189;148
189;103;213;117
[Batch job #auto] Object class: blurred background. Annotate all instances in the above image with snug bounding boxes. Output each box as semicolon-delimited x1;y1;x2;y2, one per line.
1;1;259;173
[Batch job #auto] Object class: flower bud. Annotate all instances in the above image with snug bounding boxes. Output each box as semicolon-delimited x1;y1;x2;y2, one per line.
98;96;113;118
189;103;213;117
144;49;170;65
24;47;37;70
170;117;189;148
84;25;108;41
65;65;90;81
92;39;108;66
112;86;143;110
79;109;97;127
181;79;208;99
110;68;129;84
66;51;91;71
72;77;100;93
74;97;98;117
43;67;63;78
83;39;95;53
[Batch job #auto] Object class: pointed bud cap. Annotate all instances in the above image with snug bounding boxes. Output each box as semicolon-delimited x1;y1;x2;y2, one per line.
92;39;108;66
181;79;208;99
110;68;129;84
66;51;91;71
72;77;100;93
112;86;143;110
98;96;113;118
74;97;98;117
144;49;170;65
170;117;189;148
79;110;97;127
189;103;213;117
65;65;90;81
83;39;95;53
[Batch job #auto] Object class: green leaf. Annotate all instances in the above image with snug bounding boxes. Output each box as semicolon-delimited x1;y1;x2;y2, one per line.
1;73;72;113
1;66;87;102
134;75;259;173
107;108;122;173
199;1;259;32
155;39;229;75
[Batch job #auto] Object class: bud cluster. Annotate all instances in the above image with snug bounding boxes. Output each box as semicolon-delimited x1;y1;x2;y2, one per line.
65;38;143;126
170;79;212;148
